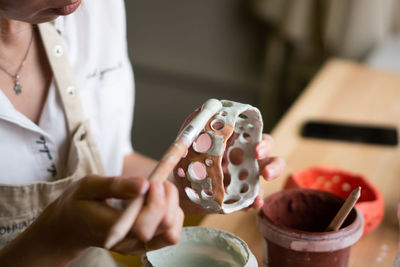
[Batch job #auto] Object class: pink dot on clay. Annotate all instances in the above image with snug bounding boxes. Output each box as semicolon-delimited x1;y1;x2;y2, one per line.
177;168;186;178
192;162;207;179
193;133;212;153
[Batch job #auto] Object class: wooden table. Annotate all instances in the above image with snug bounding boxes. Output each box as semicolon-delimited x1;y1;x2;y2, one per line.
200;59;400;266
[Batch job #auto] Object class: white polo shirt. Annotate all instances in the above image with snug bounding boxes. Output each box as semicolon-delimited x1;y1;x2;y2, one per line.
0;0;134;185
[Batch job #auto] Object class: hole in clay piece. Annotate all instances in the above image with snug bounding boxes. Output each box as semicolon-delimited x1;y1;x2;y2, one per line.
211;119;225;131
203;189;213;196
220;111;228;116
192;161;207;179
205;158;213;167
193;133;212;153
223;173;231;189
342;182;351;192
224;198;239;204
239;170;248;180
177;168;186;178
222;101;233;107
242;133;252;143
317;176;325;183
229;148;244;166
239;113;248;120
240;184;249;193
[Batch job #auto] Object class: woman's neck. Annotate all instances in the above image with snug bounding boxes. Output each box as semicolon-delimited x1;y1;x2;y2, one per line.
0;17;32;42
0;17;33;66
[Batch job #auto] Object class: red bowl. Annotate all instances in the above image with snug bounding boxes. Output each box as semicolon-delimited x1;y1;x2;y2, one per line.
284;166;384;235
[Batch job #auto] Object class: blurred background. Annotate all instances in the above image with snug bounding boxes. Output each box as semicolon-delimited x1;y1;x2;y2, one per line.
126;0;400;159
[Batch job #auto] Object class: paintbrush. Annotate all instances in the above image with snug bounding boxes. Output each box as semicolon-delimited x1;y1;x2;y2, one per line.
325;186;361;232
104;99;222;249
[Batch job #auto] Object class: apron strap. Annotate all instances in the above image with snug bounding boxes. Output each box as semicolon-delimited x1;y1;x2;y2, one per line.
38;22;105;175
38;22;85;136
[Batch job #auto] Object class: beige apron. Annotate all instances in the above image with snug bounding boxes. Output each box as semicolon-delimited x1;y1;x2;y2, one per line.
0;22;118;266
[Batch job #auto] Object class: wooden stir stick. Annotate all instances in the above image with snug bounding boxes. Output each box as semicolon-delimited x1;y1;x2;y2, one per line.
325;187;361;232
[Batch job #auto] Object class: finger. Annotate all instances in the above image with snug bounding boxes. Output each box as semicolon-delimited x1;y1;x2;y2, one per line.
254;134;275;160
145;217;183;251
77;201;122;245
253;196;264;210
112;239;145;255
131;181;166;243
75;175;149;200
242;187;264;211
259;157;286;181
156;182;183;233
115;216;183;255
252;189;264;210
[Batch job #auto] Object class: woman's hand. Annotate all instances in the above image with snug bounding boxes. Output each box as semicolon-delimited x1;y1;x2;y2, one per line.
175;133;284;215
249;134;286;210
111;179;184;254
0;175;184;266
51;175;184;254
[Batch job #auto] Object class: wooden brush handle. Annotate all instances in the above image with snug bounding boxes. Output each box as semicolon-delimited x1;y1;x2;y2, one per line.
104;139;187;249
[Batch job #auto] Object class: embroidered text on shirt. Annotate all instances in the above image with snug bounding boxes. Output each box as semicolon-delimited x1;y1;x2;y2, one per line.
86;61;123;81
36;136;53;160
36;136;57;177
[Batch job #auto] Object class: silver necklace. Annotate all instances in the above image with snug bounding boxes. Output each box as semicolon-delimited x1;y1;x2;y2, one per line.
0;29;34;95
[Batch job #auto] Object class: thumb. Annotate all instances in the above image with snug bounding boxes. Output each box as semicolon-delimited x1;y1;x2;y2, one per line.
74;175;150;200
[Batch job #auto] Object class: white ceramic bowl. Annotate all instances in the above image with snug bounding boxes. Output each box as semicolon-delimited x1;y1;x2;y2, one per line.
142;226;257;267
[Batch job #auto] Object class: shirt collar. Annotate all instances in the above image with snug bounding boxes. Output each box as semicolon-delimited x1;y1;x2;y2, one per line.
0;89;52;139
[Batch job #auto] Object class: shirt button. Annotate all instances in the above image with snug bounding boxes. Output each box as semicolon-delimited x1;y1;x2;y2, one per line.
66;86;76;96
80;131;87;141
54;45;63;57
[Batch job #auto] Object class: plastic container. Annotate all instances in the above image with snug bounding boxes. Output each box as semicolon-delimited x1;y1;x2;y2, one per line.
257;188;364;267
141;226;257;267
284;166;383;235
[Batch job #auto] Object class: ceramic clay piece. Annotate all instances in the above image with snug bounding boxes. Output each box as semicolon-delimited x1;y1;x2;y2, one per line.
174;99;263;214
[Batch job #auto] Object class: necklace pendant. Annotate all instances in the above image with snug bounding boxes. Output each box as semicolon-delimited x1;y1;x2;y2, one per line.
14;76;22;95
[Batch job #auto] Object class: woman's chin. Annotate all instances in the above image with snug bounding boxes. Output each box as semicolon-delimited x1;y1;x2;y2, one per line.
52;0;82;16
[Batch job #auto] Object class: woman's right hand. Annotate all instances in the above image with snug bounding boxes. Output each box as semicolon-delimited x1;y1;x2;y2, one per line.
51;175;184;254
0;175;184;266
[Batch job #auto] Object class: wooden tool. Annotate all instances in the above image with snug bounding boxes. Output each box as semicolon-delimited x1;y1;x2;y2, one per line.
104;99;222;249
326;186;361;232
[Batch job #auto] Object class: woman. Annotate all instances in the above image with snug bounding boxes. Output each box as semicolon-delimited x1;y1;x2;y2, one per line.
0;0;284;266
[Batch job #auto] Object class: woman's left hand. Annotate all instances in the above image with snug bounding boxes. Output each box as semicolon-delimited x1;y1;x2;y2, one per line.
247;134;285;210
